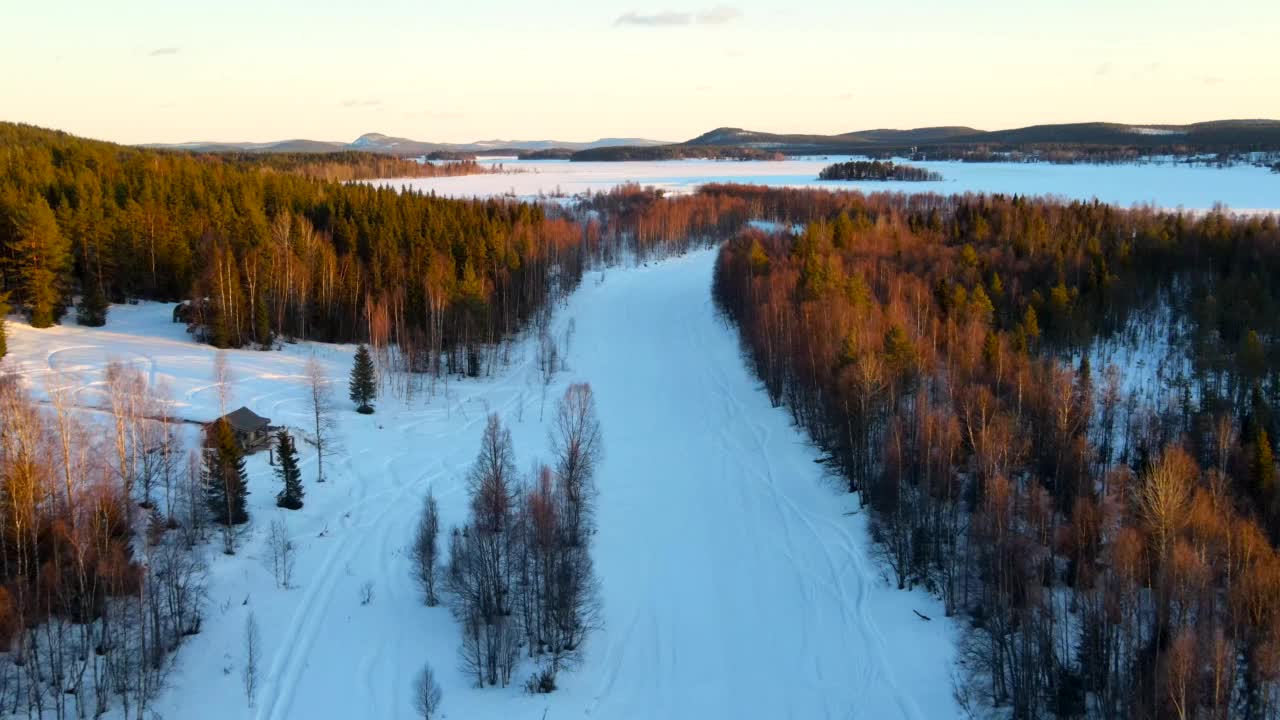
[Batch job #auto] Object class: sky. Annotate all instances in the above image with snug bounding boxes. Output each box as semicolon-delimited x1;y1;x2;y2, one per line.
2;0;1277;145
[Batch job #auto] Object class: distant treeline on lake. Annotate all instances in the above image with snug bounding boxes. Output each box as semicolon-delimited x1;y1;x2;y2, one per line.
817;160;942;182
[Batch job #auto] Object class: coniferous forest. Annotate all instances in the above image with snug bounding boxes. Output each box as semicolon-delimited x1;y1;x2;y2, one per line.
0;122;578;375
4;122;1280;718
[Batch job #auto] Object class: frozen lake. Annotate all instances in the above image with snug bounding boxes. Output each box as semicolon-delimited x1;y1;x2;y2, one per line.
374;157;1280;211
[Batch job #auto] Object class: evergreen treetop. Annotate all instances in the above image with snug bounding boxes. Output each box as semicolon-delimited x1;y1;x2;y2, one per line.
349;344;376;414
205;419;250;526
275;428;304;510
77;279;108;327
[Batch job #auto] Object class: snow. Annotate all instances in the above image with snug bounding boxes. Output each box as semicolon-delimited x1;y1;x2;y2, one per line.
1129;127;1186;136
1;248;957;719
372;157;1280;210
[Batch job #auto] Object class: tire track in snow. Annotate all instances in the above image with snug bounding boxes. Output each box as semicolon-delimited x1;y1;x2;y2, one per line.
255;449;434;720
687;285;925;720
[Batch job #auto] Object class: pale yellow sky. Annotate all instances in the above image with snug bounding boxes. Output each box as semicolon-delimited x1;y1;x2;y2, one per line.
2;0;1276;144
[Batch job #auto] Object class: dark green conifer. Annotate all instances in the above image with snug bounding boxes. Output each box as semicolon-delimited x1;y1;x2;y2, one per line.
349;344;376;414
275;429;304;510
1254;428;1275;501
77;279;108;326
205;419;250;527
14;197;70;328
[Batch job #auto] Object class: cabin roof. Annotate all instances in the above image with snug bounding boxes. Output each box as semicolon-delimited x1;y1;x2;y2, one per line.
219;406;271;433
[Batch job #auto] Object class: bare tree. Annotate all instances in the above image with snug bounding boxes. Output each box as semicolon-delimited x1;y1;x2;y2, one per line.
551;383;602;544
179;449;207;548
306;354;337;483
267;518;296;589
412;487;441;606
537;331;558;420
214;349;232;416
450;416;520;688
1137;446;1195;568
243;611;260;708
413;662;443;719
105;360;147;504
138;381;181;511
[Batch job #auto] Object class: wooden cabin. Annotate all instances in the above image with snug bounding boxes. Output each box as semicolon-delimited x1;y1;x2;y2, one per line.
208;406;273;452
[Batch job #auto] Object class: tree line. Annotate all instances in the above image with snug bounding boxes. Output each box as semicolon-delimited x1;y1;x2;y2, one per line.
0;368;205;719
0;123;580;382
818;160;942;182
0;126;792;381
711;187;1280;719
213;151;493;183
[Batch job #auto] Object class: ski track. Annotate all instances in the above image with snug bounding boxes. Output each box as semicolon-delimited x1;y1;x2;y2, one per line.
1;248;958;720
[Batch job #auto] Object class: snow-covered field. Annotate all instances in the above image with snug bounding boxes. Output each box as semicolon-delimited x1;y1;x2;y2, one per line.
2;249;956;719
376;157;1280;210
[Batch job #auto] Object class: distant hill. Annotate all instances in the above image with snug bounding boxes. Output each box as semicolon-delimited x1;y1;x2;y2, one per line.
145;133;669;156
682;126;983;148
575;120;1280;161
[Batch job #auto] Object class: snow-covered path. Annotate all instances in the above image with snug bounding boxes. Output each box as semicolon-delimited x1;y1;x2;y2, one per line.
569;250;955;719
3;248;956;719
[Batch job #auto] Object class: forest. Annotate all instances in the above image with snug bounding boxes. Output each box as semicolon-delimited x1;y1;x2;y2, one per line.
7;121;1280;718
711;187;1280;718
214;151;493;182
818;160;943;182
0;122;573;378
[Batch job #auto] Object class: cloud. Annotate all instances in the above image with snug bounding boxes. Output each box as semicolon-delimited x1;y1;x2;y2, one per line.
615;10;691;26
341;99;383;109
696;5;741;24
614;5;740;27
148;47;180;57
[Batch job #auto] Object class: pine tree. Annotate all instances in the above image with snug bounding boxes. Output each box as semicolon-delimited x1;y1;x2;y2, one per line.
969;284;995;324
254;289;271;350
274;429;304;510
1022;305;1041;345
205;419;250;528
13;197;70;328
349;344;376;414
1253;428;1275;502
982;331;1001;372
77;279;108;326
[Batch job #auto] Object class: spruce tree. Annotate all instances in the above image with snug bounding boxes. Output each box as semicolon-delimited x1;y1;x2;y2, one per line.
969;284;995;324
274;429;304;510
14;197;70;328
349;344;376;414
77;279;108;326
205;419;250;527
1254;428;1275;502
254;290;271;350
1022;305;1041;344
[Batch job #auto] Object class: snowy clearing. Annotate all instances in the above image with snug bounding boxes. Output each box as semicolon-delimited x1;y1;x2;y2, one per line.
373;157;1280;210
2;248;956;719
